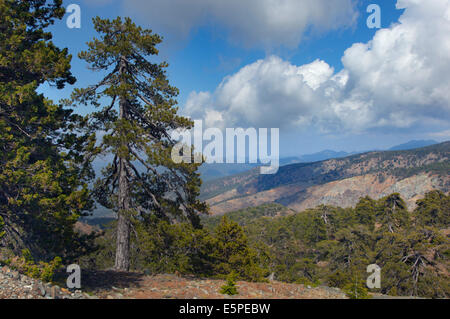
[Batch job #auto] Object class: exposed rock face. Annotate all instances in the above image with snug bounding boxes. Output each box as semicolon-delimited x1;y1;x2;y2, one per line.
202;142;450;215
74;221;101;235
286;172;448;212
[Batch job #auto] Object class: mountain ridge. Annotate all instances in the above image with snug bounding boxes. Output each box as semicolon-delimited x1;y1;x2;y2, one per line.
389;139;438;151
201;141;450;215
198;139;440;181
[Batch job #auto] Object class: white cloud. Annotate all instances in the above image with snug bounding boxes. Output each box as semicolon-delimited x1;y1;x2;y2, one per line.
429;129;450;139
185;56;334;129
124;0;357;48
184;0;450;134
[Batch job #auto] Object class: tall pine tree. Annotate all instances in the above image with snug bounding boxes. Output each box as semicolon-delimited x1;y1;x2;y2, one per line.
0;0;93;260
71;17;207;271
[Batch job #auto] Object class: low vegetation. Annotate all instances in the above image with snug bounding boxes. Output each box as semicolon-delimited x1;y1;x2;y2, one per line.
81;215;270;283
0;249;63;283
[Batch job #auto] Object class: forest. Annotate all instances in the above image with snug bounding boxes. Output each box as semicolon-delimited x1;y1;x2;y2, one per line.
81;191;449;299
0;1;448;300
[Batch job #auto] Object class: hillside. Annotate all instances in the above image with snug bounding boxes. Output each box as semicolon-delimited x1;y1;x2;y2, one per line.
201;142;450;215
198;151;353;182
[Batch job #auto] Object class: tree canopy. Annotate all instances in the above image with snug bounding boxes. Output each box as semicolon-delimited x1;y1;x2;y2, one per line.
0;0;93;261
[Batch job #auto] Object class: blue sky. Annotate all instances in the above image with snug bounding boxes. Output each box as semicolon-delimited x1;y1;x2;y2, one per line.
40;0;450;157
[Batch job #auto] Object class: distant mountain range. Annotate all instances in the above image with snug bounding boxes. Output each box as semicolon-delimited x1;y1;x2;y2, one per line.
200;141;449;215
199;140;439;181
89;139;443;218
388;139;438;151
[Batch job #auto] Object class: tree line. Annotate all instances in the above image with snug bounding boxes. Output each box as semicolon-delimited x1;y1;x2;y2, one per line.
80;190;448;298
203;191;449;298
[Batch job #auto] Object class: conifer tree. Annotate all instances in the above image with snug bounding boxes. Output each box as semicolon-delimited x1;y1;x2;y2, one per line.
354;196;377;229
414;190;450;228
0;0;93;260
376;193;410;233
211;216;267;281
376;227;447;297
71;17;207;271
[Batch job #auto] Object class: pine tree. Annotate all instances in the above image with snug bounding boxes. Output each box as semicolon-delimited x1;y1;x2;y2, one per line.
376;227;448;297
71;17;207;271
376;193;410;233
212;216;267;281
220;272;239;296
355;196;377;229
414;190;450;228
0;0;93;260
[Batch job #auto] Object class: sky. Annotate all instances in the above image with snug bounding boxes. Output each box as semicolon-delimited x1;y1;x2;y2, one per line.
40;0;450;157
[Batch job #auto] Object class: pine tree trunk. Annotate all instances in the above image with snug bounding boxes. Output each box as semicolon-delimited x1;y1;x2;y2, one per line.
115;56;131;271
115;158;131;271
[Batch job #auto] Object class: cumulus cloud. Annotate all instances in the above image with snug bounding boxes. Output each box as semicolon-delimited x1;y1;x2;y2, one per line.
123;0;357;48
185;57;333;129
184;0;450;134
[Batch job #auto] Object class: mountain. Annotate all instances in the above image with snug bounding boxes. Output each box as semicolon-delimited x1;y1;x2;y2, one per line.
199;151;355;181
389;139;438;151
198;142;440;181
297;150;353;163
200;141;450;215
198;162;258;181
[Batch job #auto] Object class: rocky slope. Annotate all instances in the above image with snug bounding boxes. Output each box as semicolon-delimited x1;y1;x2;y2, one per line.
0;265;95;299
201;142;450;215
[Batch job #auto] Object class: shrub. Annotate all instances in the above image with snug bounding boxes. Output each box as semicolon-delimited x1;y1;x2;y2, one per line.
343;280;371;299
0;217;5;239
4;249;63;283
220;272;239;296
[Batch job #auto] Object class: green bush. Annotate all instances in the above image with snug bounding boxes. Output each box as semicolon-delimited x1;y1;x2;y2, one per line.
295;277;320;287
220;272;239;296
343;280;371;299
4;249;63;283
0;217;5;239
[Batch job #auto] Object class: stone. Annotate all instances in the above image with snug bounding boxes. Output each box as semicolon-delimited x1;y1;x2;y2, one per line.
50;286;60;299
38;283;46;296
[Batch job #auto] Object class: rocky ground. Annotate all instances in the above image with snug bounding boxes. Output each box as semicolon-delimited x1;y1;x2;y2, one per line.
0;265;95;299
119;275;347;299
82;272;347;299
0;266;347;299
